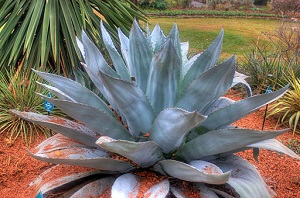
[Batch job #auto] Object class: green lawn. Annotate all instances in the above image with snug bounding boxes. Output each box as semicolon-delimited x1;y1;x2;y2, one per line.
146;17;281;59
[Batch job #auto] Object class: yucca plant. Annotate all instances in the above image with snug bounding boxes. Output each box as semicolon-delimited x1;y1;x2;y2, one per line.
12;20;299;197
269;69;300;135
0;0;146;76
0;69;52;144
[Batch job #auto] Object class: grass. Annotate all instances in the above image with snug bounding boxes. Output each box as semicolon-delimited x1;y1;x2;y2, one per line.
146;17;281;58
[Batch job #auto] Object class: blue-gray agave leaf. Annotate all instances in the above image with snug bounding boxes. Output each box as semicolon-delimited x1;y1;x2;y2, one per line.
144;179;170;198
249;139;300;160
37;94;132;140
29;166;107;198
151;23;166;53
96;136;163;168
150;108;206;153
147;40;181;114
77;31;118;78
166;24;181;63
118;28;133;77
111;173;140;197
232;71;252;96
177;55;235;113
98;70;155;137
211;155;276;198
129;19;152;92
10;110;99;148
181;29;224;92
203;97;235;116
198;85;289;131
70;177;115;197
29;134;135;172
100;21;131;81
177;128;288;162
158;160;231;184
195;183;219;198
33;69;112;115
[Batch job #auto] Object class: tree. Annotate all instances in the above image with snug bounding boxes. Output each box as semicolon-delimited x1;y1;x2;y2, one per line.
0;0;146;76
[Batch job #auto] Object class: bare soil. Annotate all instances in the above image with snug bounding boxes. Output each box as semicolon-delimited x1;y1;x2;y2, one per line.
0;91;299;198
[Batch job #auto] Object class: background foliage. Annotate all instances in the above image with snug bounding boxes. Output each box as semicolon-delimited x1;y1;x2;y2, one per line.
0;0;146;76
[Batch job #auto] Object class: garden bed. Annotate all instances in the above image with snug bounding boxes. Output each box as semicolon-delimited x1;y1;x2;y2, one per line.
0;91;299;197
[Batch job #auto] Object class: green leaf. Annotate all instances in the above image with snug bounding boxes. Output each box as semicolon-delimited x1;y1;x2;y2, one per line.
100;21;131;81
181;29;224;92
98;71;155;137
150;108;206;153
146;40;181;114
111;173;141;197
96;137;163;168
10;110;98;148
38;94;132;140
158;160;230;184
129;19;152;92
29;134;135;172
198;85;289;131
177;128;288;161
34;69;112;115
177;56;236;114
249;139;300;160
211;155;276;198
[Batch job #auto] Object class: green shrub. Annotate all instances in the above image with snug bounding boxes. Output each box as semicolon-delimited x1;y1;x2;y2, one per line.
269;69;300;135
0;69;62;144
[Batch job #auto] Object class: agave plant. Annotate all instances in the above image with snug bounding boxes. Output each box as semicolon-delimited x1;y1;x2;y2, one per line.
12;20;299;197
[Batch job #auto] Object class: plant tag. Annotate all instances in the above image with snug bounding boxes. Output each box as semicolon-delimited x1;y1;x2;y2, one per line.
44;93;54;113
265;85;272;94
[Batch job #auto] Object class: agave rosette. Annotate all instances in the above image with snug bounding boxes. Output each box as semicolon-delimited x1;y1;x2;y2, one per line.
12;20;299;198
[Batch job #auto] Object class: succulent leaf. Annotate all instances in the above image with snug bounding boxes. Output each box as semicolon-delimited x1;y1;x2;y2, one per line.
232;71;252;96
181;29;224;92
150;108;206;153
100;21;131;81
203;97;235;116
158;160;231;184
96;136;163;168
150;23;166;53
177;128;288;161
33;69;112;115
37;95;132;140
29;165;105;198
211;155;276;198
195;183;219;198
249;139;300;160
118;28;133;76
147;40;181;114
144;179;170;198
181;42;189;65
78;31;119;78
98;70;155;137
70;177;115;198
10;110;99;148
198;85;289;131
177;55;236;113
166;24;181;63
129;19;152;92
111;173;140;198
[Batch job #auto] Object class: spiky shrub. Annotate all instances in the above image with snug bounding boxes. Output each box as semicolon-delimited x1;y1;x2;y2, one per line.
12;20;299;197
269;69;300;135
